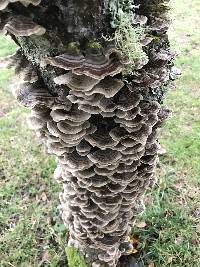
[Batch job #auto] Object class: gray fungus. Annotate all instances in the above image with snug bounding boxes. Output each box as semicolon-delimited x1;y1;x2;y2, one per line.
0;0;176;266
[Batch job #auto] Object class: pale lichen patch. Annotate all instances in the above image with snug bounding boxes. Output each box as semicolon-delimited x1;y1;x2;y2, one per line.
107;0;148;74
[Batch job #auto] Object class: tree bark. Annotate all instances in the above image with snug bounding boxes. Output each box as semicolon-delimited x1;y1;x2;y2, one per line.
0;1;176;266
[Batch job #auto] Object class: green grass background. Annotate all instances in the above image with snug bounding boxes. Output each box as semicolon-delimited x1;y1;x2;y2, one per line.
0;0;199;266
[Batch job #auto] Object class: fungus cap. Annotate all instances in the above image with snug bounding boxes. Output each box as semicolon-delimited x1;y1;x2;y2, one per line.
3;15;46;36
0;0;41;10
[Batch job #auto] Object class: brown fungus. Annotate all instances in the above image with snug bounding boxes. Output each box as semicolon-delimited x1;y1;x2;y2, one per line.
0;49;23;69
8;0;174;265
44;46;126;80
13;82;54;107
54;72;99;91
86;77;124;98
0;0;41;10
3;15;46;36
87;149;122;166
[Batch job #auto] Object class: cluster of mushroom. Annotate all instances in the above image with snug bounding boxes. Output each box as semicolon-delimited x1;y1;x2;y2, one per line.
1;42;169;266
0;0;45;38
0;14;45;36
0;0;176;266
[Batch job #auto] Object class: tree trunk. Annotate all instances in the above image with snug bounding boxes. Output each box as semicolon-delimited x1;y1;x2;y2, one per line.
0;1;176;266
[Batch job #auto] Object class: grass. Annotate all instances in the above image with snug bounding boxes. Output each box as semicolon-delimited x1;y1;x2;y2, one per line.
0;40;68;266
0;0;199;266
66;248;88;267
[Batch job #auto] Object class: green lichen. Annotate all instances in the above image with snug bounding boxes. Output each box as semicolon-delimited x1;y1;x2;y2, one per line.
67;42;80;53
108;0;137;29
87;40;102;49
66;247;89;267
114;14;147;74
108;0;148;74
148;34;162;42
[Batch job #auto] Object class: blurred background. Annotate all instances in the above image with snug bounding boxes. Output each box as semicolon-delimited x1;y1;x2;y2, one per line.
0;0;199;266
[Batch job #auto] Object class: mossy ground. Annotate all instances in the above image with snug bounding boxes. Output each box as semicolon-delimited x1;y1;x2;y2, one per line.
0;0;199;266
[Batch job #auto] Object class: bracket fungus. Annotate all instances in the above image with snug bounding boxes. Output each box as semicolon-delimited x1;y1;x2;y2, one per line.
1;15;45;36
0;0;41;10
44;46;127;80
0;0;177;266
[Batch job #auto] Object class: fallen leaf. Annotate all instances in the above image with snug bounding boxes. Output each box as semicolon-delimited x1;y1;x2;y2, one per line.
168;256;173;263
175;236;183;245
187;187;199;199
172;179;187;191
130;237;139;245
131;248;138;254
39;250;51;266
191;238;199;245
136;221;147;228
191;233;199;245
128;236;139;254
41;192;48;202
148;261;155;267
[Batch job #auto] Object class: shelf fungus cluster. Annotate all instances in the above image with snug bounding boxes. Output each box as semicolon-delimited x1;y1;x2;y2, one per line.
3;47;171;266
0;15;45;36
0;0;176;266
0;0;45;37
0;0;41;10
